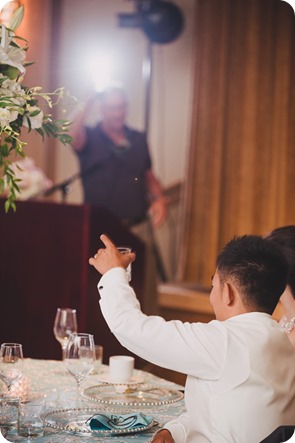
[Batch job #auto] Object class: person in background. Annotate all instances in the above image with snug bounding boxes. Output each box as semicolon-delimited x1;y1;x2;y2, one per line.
70;86;167;313
89;234;295;443
70;86;167;228
266;225;295;349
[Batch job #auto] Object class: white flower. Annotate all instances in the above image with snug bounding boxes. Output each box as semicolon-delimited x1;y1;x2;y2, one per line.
0;107;12;127
8;110;18;122
0;25;26;74
2;77;22;92
23;105;44;129
0;91;24;123
0;103;21;126
10;95;26;108
5;157;53;200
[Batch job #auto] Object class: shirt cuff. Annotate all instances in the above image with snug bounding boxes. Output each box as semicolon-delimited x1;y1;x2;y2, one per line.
164;420;187;443
97;267;129;292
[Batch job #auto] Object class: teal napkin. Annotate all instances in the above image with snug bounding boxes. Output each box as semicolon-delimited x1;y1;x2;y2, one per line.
87;412;153;431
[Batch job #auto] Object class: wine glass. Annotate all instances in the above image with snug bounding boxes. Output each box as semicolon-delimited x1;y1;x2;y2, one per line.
117;247;132;282
0;343;23;392
53;308;78;360
65;333;95;409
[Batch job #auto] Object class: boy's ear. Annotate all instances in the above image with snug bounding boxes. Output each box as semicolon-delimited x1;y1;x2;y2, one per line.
222;282;236;306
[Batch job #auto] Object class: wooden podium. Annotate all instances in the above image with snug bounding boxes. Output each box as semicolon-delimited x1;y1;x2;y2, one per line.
0;200;145;365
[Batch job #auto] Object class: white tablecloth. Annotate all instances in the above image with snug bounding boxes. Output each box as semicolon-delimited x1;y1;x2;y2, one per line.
1;359;186;442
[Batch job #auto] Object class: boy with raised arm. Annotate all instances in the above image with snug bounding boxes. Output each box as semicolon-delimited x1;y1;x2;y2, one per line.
89;234;295;443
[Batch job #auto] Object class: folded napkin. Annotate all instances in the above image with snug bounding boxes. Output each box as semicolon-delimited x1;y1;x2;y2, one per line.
87;412;153;431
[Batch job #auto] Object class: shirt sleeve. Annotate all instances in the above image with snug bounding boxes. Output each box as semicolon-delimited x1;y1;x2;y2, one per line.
98;268;227;379
164;412;190;443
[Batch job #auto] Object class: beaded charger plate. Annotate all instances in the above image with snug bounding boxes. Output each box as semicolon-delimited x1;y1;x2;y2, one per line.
43;407;157;436
82;383;184;407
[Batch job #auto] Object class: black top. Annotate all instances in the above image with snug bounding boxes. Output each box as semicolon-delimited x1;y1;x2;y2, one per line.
76;123;152;221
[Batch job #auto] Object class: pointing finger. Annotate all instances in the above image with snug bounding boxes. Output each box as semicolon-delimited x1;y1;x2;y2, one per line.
100;234;116;249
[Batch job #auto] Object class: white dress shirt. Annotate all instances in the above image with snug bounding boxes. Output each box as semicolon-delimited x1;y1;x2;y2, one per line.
98;268;295;443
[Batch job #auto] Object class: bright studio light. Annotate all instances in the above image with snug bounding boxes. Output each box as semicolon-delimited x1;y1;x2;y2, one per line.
87;54;115;93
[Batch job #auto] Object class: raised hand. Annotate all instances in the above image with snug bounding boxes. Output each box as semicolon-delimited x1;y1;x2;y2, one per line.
89;234;136;275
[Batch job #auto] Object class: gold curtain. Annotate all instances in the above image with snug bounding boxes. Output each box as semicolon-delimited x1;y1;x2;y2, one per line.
179;0;295;286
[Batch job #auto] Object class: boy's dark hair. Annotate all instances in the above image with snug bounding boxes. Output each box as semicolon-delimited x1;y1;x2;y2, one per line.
216;235;288;314
265;226;295;299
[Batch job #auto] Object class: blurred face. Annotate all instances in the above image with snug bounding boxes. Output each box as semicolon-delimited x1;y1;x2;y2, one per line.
210;270;226;320
101;91;127;132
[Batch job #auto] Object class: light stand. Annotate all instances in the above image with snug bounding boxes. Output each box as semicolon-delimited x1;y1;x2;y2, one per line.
42;160;103;201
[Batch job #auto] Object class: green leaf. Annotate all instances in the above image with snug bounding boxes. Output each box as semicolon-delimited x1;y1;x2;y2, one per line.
23;61;35;67
43;122;57;136
25;116;32;132
13;35;28;44
4;199;10;212
0;100;14;107
9;5;24;31
35;127;44;139
0;65;20;80
27;98;38;107
14;181;20;193
42;124;51;137
1;144;9;157
10;201;16;211
58;134;73;145
6;164;13;172
29;109;41;117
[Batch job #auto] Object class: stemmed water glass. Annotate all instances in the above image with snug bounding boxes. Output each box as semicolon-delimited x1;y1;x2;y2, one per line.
0;343;23;392
65;333;95;409
53;308;78;360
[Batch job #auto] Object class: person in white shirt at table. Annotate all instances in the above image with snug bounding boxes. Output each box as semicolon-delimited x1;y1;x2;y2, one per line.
265;225;295;349
89;234;295;443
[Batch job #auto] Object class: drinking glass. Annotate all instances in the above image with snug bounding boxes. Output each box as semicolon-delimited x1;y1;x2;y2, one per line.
65;333;95;408
18;400;44;438
92;344;104;374
53;308;78;360
0;397;19;432
0;343;23;391
117;246;132;281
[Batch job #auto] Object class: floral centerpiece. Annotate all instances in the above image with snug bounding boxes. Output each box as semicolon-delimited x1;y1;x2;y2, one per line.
0;6;73;211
